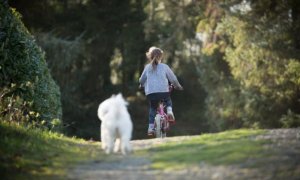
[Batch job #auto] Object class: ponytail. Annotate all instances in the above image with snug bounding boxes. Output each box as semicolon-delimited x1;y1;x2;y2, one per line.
146;47;163;71
151;57;159;70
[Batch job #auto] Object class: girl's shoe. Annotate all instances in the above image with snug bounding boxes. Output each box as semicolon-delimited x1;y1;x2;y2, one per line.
147;124;155;136
167;107;175;123
147;127;155;136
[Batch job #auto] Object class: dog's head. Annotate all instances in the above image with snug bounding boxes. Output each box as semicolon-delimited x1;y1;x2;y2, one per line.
113;93;128;106
98;93;128;121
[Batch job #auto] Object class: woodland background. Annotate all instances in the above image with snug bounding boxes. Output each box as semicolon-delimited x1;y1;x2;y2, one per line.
1;0;300;140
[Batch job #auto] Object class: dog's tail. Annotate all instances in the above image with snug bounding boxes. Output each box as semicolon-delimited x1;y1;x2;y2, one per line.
97;102;107;121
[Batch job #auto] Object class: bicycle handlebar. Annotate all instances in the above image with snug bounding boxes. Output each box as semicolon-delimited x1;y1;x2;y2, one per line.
139;84;183;92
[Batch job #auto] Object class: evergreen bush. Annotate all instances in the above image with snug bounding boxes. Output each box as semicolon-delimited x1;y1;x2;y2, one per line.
0;3;62;129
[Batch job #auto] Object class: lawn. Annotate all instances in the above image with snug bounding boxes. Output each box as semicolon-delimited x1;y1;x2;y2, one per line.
146;129;267;170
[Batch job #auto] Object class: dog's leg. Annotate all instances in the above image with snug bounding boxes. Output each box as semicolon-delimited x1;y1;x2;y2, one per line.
120;136;132;155
105;130;115;154
101;124;107;150
101;124;114;154
114;138;121;153
104;138;113;154
100;125;106;150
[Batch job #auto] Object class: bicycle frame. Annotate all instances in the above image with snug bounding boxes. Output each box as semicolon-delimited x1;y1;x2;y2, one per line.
154;101;170;138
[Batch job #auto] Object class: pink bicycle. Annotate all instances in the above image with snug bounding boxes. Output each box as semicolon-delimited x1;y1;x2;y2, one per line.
139;84;178;138
154;101;171;138
154;85;175;138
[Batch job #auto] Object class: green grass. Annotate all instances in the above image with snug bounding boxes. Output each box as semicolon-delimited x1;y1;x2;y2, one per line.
0;121;272;178
147;129;267;170
0;121;104;179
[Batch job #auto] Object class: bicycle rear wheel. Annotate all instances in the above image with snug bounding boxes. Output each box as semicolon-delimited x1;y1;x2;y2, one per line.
155;114;167;138
154;114;163;138
161;118;167;138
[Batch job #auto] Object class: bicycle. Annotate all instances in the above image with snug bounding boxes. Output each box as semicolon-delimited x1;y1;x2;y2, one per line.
139;84;180;138
154;101;171;138
153;85;175;138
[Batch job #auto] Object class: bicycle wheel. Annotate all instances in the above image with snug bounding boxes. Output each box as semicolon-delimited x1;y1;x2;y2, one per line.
161;117;167;138
154;114;162;138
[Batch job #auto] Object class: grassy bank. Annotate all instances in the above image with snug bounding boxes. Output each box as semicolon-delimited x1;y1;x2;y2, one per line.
2;122;297;179
0;121;103;179
146;129;267;170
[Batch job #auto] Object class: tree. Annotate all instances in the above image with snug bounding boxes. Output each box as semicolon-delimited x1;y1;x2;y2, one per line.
195;0;300;129
9;0;148;138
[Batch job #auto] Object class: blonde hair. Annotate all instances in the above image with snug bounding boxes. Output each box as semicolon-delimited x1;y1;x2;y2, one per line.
146;46;163;70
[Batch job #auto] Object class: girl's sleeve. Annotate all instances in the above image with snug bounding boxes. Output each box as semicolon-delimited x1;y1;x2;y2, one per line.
139;67;147;86
166;65;183;89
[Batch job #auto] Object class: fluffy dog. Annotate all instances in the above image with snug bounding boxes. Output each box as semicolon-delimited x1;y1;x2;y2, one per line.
97;93;133;155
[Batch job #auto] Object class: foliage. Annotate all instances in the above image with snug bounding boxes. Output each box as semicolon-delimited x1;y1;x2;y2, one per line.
6;0;300;139
9;0;148;139
280;109;300;128
0;3;62;128
194;0;300;130
220;0;300;128
34;32;92;136
0;121;103;179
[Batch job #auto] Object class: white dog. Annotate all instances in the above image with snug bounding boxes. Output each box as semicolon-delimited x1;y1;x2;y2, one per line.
97;93;133;155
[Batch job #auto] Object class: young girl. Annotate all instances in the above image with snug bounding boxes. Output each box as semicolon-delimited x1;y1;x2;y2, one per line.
139;46;183;135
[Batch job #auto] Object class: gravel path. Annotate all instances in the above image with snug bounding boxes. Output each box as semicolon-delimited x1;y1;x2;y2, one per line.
67;129;300;180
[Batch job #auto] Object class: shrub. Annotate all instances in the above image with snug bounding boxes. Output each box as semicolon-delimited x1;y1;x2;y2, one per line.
0;3;62;129
280;110;300;128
